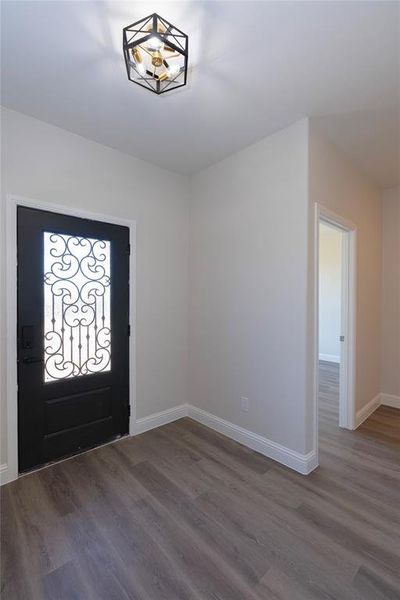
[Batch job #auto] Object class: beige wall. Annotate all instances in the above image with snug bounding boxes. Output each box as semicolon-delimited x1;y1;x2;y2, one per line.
381;186;400;398
309;130;382;422
189;120;310;454
0;107;190;466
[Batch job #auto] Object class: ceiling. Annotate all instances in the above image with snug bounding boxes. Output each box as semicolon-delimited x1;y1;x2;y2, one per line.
1;1;399;187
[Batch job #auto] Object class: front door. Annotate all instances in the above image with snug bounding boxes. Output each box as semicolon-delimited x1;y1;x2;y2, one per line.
17;207;130;472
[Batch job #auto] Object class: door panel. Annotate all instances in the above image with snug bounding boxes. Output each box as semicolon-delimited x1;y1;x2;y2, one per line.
44;387;112;434
17;207;130;472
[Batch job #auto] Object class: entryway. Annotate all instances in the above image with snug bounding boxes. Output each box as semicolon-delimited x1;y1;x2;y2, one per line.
17;205;131;472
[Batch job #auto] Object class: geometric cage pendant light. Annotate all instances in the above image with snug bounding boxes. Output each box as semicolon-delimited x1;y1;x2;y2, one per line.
123;13;188;95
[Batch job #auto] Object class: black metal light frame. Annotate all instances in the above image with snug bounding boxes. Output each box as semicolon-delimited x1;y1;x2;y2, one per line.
123;13;188;95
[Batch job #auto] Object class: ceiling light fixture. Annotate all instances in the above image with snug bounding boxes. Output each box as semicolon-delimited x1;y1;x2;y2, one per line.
123;13;188;95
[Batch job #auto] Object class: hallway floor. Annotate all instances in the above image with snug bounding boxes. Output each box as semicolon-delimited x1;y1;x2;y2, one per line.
1;364;399;599
319;360;400;459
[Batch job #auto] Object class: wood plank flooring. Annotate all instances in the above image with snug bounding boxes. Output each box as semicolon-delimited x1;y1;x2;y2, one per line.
1;363;399;599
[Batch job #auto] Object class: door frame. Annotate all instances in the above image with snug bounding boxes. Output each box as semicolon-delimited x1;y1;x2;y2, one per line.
4;194;136;484
313;203;357;462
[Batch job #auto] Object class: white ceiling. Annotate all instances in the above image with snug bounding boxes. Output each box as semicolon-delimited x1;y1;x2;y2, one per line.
1;1;399;187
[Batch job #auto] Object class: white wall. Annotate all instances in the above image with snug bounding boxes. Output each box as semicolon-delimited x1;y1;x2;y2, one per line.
0;108;388;478
0;107;190;466
190;123;383;459
319;223;342;362
381;186;400;399
189;120;310;454
309;129;382;423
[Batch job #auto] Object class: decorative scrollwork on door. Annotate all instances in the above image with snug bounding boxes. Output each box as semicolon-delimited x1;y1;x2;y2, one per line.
44;232;111;381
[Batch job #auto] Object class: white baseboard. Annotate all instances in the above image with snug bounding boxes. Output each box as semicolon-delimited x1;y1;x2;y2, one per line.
187;405;317;475
355;393;381;428
319;353;340;364
133;404;187;435
4;402;315;483
4;390;397;487
381;393;400;410
133;403;317;475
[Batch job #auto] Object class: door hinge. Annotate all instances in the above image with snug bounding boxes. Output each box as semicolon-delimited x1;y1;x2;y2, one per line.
127;243;131;255
127;324;131;337
127;405;131;417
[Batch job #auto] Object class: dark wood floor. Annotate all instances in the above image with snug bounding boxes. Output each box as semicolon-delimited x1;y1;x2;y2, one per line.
1;363;399;599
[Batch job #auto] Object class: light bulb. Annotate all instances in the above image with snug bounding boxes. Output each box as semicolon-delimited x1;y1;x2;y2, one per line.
147;36;163;51
130;47;145;76
167;64;181;77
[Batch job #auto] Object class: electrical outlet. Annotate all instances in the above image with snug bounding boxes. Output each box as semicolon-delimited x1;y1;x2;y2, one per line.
240;396;249;412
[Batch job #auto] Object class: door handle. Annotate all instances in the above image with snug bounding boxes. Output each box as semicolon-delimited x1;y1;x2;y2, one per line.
22;357;44;364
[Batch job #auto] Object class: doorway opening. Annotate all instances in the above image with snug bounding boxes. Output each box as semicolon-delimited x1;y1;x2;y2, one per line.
319;221;344;440
315;205;357;462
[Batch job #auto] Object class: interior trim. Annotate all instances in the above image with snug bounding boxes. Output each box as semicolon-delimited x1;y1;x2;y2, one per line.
355;393;381;428
4;194;136;485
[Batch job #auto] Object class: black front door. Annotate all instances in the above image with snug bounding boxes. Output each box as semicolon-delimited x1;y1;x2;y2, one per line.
17;207;130;472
